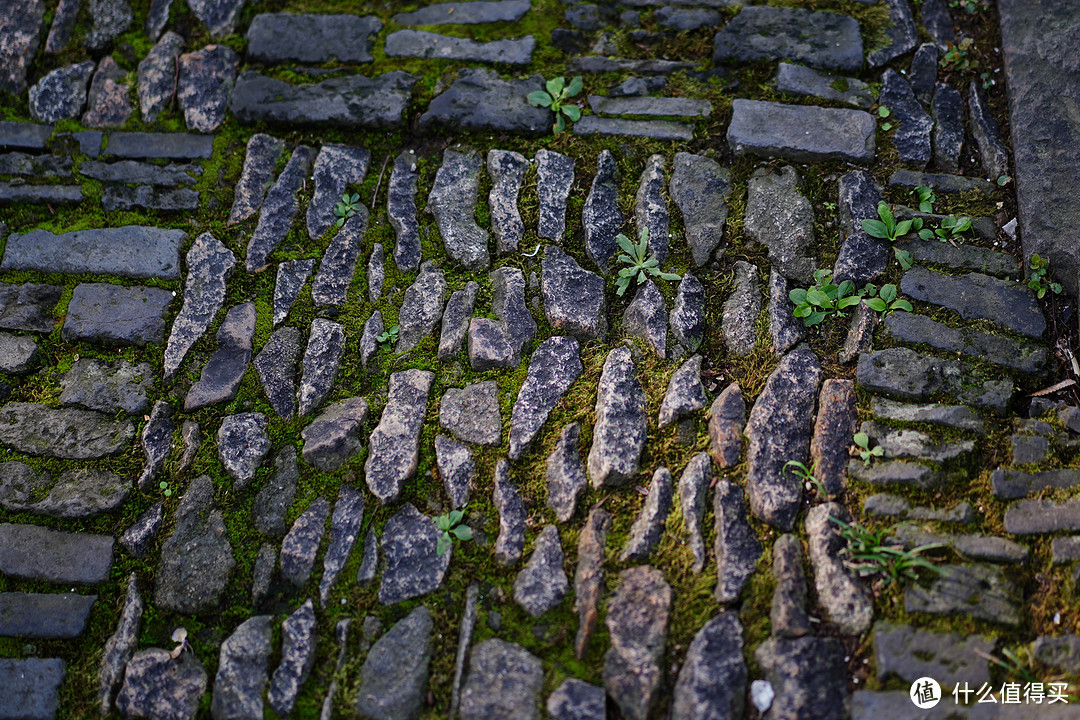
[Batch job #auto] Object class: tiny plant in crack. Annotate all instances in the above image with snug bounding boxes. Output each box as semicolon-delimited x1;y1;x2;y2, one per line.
789;268;861;327
784;460;830;500
436;509;472;556
527;76;583;134
911;184;936;213
614;227;681;296
1028;254;1063;299
853;431;884;465
862;283;913;318
918;214;972;243
376;325;399;346
334;192;361;228
159;480;173;498
862;200;922;242
829;517;944;588
877;105;893;132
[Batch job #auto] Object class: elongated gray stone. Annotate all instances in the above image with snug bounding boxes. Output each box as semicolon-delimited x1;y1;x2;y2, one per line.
713;6;863;72
460;640;542;720
864;494;974;524
394;0;530;25
671;153;732;266
254;327;302;419
755;637;848;720
604;566;671;720
386;30;534;65
116;651;206;720
583;150;624;274
247;13;381;64
932;82;964;173
360;311;383;370
491;266;536;364
420;68;549;136
910;43;938;104
60;358;151;415
901;266;1045;338
672;613;746;720
568;56;694;74
379;504;450;604
772;534;811;637
806;503;873;634
671;272;706;352
120;504;163;557
574;116;692;141
574;509;610;659
366;370;433;504
884;312;1046;374
881;69;932;168
273;258;313;327
714;480;762;604
163;232;235;380
867;0;918;67
659;354;706;428
101;185;198;212
809;380;858;498
889;169;998;195
280;497;330;587
212;615;272;720
591;95;711;118
137;31;183;123
3;225;183;280
488;149;527;255
389;150;421;272
775;62;873;108
728;99;875;164
588;346;647;487
302;397;369;471
0;403;132;459
398;262;447;353
545;423;585;523
246;145;315;271
0;523;112;584
992;468;1080;500
62;284;171;347
217;413;270;490
436;435;474;509
438;282;478;361
0;121;51;151
746;166;815;283
874;622;991;688
542;246;607;342
508;336;582;460
0;0;45;95
105;131;213;159
2;467;130;519
769;270;805;356
893;525;1028;564
0;592;95;639
230;134;285;225
81;159;199;186
298;319;346;416
311;210;368;308
832;170;887;286
99;575;141;715
0;152;70;177
537;149;574;241
146;0;171;42
307;143;370;240
355;606;433;720
634;154;669;262
252;446;298;538
137;401;173;490
430;148;489;270
185;302;256;412
82;56;131;129
723;261;760;356
905;563;1022;626
620;467;674;562
188;0;242;36
368;243;384;303
268;600;317;718
624;280;667;358
514;525;568;617
494;459;527;566
678;453;712;573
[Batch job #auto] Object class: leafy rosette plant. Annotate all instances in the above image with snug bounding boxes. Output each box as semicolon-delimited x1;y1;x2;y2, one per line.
527;76;583;134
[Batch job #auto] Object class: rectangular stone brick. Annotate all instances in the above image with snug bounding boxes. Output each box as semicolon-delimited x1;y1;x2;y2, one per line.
727;99;875;164
0;523;113;584
1;226;185;280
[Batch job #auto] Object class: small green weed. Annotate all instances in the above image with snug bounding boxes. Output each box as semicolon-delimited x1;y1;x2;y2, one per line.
912;185;936;213
862;283;913;318
789;269;862;327
377;325;399;345
159;480;173;498
435;509;472;556
918;214;972;243
949;0;981;14
941;38;978;71
333;192;361;228
527;76;583;134
877;105;893;132
614;227;681;297
975;648;1037;684
1028;254;1063;299
862;201;922;243
830;517;944;588
852;431;884;465
783;460;829;499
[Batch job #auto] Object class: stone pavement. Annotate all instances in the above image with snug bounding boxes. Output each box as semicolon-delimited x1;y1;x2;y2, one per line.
1;0;1079;719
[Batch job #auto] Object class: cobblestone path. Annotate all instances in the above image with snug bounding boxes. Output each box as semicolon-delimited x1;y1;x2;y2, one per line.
1;0;1079;718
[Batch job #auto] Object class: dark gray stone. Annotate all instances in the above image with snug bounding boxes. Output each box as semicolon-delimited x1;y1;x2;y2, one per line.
0;403;133;459
0;121;52;151
670;153;731;267
120;502;164;556
0;332;37;374
0;183;81;205
889;169;998;194
574;116;692;141
634;154;669;263
217;413;270;490
867;0;918;67
490;265;535;363
884;311;1046;374
672;613;746;720
229;134;285;225
81;159;200;186
211;615;272;720
1032;636;1080;675
620;467;674;562
436;434;474;510
177;44;237;133
992;468;1080;499
574;508;611;659
547;679;605;720
231;70;417;128
280;497;330;587
806;503;873;634
0;0;45;94
847;459;945;490
302;398;369;471
659;355;706;427
894;231;1016;276
860;420;974;463
137;31;184;123
430;148;489;270
881;69;932;168
386;29;534;65
0;523;112;584
0;592;95;639
357;528;378;587
723;261;760;356
460;640;542;720
488;149;527;255
857;347;1014;412
355;606;432;720
116;651;206;720
395;0;530;25
508;336;582;460
671;272;706;352
871;397;985;433
678;453;711;573
775;62;873;108
909;44;939;104
101;185;199;212
439;381;501;447
86;0;131;48
714;480;762;604
388;150;421;272
536;149;574;241
541;246;607;341
187;0;241;35
253;446;299;538
708;383;744;469
246;145;315;271
624;280;668;358
864;493;973;524
306;143;370;240
583;150;624;274
769;271;805;356
99;574;141;715
180;420;200;471
610;76;665;96
298;319;346;416
494;459;527;566
893;525;1028;564
905;563;1022;625
545;423;585;524
2;467;129;519
311;210;368;308
438;282;477;361
590;95;711;118
730;99;874;165
755;637;848;720
247;14;381;64
772;534;811;637
60;358;151;414
604;566;671;720
365;370;433;504
746;167;815;283
874;621;991;687
254;326;302;419
369;243;385;302
568;56;694;75
105;131;214;159
588;346;646;487
746;346;821;531
28;61;94;122
163;232;236;380
810;380;858;498
185;302;256;411
251;544;274;606
1006;498;1080;535
921;0;955;48
146;0;171;41
969;81;1009;181
4;225;183;280
272;258;313;327
360;312;383;370
419;68;550;137
268;599;317;718
468;318;514;370
713;6;862;71
397;263;447;353
655;5;719;30
901;266;1044;338
838;300;877;365
513;525;568;617
156;476;234;613
1012;434;1050;465
564;3;609;30
82;56;132;128
379;504;450;604
0;151;71;176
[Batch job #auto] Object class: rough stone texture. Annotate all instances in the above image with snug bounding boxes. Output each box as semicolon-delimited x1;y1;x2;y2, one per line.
247;13;380;64
0;121;52;150
772;534;811;638
0;281;61;334
229;134;284;224
712;6;862;72
574;116;692;141
490;266;536;363
574;508;610;659
216;413;270;490
889;168;998;195
379;504;450;605
723;261;760;357
397;263;447;353
871;397;985;434
268;600;317;718
0;152;72;177
567;56;694;75
386;150;421;273
0;0;45;95
672;613;746;720
357;528;378;587
360;312;384;369
1;658;65;718
82;56;132;128
120;503;163;557
1032;635;1080;675
768;270;805;356
368;244;384;303
273;259;313;327
708;383;745;469
307;143;370;240
867;0;918;67
678;453;712;574
755;637;848;720
905;563;1022;625
810;380;858;498
298;319;346;416
97;578;142;715
634;155;669;262
775;62;873;108
62;284;170;345
714;480;763;604
185;302;256;412
488;149;527;255
746;347;822;531
857;347;1014;413
301;398;369;471
541;246;607;341
537;149;575;241
494;459;527;566
728;99;875;164
658;355;706;428
137;31;184;123
29;61;94;123
900;266;1044;338
177;45;237;133
670;273;706;354
884;311;1046;375
1006;498;1080;535
893;230;1016;276
932;82;964;173
81;160;199;186
438;282;478;361
991;468;1080;500
251;544;274;606
254;326;302;419
311;211;368;308
874;622;991;688
670;153;732;267
604;566;671;720
894;525;1028;564
619;467;674;563
395;0;529;25
187;0;243;36
100;185;199;212
155;476;234;613
513;525;568;617
746;167;816;283
0;332;38;374
806;503;874;635
0;183;82;205
864;493;974;524
881;69;932;168
468;319;513;371
0;592;95;639
508;336;582;460
386;30;534;65
460;640;543;720
436;435;474;510
104;131;214;159
419;68;550;137
547;679;605;720
253;446;299;538
0;523;112;584
583;150;624;274
211;615;272;720
246;145;315;272
439;381;501;447
623;280;668;358
163;232;236;380
1;466;130;519
116;651;206;720
588;346;647;488
545;423;586;524
0;403;133;460
355;606;432;720
969;81;1009;181
909;43;939;104
279;497;330;588
4;225;184;280
365;370;433;504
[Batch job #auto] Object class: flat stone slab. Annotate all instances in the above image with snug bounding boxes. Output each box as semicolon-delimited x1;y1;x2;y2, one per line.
883;312;1046;375
900;266;1045;339
889;169;998;195
0;658;65;720
870;397;985;434
2;226;183;280
366;369;434;504
81;160;200;186
895;235;1019;277
386;30;534;65
0;282;61;334
728;99;875;164
0;592;95;638
905;563;1022;626
874;621;991;688
62;283;172;347
776;62;873;108
379;504;450;605
59;358;152;414
419;68;550;136
992;468;1080;499
508;336;582;459
246;13;382;64
713;6;863;72
394;0;530;25
857;347;1013;413
0;403;133;459
104;132;214;159
588;95;711;117
0;121;53;151
0;523;113;584
575;116;692;141
568;57;695;75
0;183;82;205
231;71;417;128
1006;498;1080;535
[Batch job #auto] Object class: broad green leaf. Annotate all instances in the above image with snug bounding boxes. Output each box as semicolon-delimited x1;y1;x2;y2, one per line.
452;525;472;540
789;288;808;304
806;288;831;307
953;216;972;233
527;90;552;107
918;228;935;241
448;509;464;525
871;446;884;456
389;326;399;333
865;298;887;312
895;248;914;270
895;219;913;237
877;201;894;228
854;431;869;448
658;272;681;281
554;114;566;134
546;77;565;96
836;280;856;298
566;75;583;96
881;122;893;131
617;254;635;266
919;201;933;213
837;295;861;309
335;218;345;228
910;217;923;231
350;193;360;203
637;270;646;283
805;311;827;326
878;106;891;117
437;534;450;556
891;299;913;312
880;284;897;303
793;303;812;318
436;516;450;531
562;105;581;121
862;219;890;239
615;277;630;296
642;258;659;268
616;233;635;255
619;266;636;278
1052;283;1063;294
